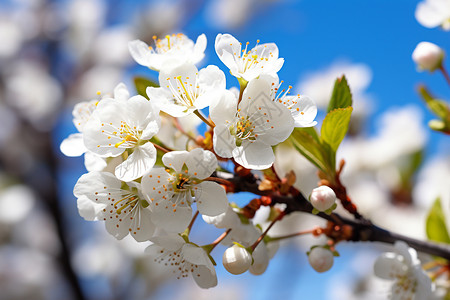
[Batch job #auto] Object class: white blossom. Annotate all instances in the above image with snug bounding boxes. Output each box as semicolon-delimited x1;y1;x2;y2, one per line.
129;33;207;71
147;63;226;117
74;171;155;242
374;241;433;300
146;234;217;288
83;94;160;181
412;41;444;72
210;78;294;170
308;247;334;273
416;0;450;30
141;149;228;233
222;245;252;275
215;33;284;82
310;186;337;212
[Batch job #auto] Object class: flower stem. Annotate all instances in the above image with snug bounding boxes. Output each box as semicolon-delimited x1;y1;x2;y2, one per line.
186;210;199;234
268;229;316;242
194;110;215;128
237;78;248;105
250;211;285;252
152;142;170;153
439;65;450;86
210;228;232;252
204;176;232;185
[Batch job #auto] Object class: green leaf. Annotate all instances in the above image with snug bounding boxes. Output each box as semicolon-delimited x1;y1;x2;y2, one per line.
426;198;450;244
289;128;329;173
133;76;159;99
427;99;450;120
327;75;353;113
321;107;353;152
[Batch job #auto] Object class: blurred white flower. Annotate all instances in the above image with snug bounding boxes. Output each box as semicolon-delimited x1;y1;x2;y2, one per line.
206;0;254;29
412;42;444;72
0;17;24;60
5;61;62;130
297;61;372;111
374;241;433;300
91;25;135;66
65;0;106;57
416;0;450;30
308;246;334;273
363;106;427;170
0;185;35;224
76;65;124;99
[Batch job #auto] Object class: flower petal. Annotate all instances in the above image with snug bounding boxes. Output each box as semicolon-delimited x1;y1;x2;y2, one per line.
60;133;86;157
151;203;192;233
149;234;185;251
233;141;275;170
213;124;235;158
185;148;217;179
192;265;217;289
374;252;407;280
162;150;190;173
115;142;157;181
196;181;228;216
128;39;152;67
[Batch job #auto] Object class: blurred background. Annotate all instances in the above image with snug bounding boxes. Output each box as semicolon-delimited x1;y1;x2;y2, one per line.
0;0;449;299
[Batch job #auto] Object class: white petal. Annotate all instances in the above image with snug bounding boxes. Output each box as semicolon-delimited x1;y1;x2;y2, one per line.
84;151;107;172
77;195;105;221
130;208;155;242
151;203;192;233
374;252;407;280
149;234;185;251
115;142;156;181
210;89;238;124
128;40;151;67
192;34;207;64
162;150;190;173
213;124;235;158
192;265;217;289
249;243;269;275
182;244;212;267
290;95;318;127
74;171;121;200
415;1;448;28
215;33;241;72
60;133;86;157
113;82;130;102
202;205;240;228
141;168;173;201
185;148;217;179
233;141;275;170
196;181;228;216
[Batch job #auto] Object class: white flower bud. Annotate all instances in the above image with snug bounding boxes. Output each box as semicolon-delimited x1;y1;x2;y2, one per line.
222;245;252;275
412;42;444;72
310;186;336;212
308;247;334;273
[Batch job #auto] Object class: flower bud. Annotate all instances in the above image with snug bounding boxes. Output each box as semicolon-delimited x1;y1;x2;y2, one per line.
412;42;444;72
308;247;334;273
310;186;336;212
222;245;252;275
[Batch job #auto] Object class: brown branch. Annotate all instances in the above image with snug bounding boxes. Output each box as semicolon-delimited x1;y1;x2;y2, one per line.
222;171;450;260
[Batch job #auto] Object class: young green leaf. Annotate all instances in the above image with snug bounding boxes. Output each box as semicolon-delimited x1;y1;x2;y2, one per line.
133;76;159;100
426;198;450;244
321;107;353;152
289;128;329;173
327;75;353;113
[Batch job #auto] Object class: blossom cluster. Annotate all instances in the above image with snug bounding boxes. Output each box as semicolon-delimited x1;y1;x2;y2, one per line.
62;32;317;288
